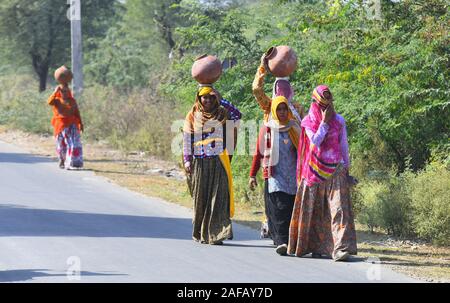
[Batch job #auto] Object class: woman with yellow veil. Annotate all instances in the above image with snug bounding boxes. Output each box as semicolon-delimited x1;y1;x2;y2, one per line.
183;86;241;245
249;96;300;255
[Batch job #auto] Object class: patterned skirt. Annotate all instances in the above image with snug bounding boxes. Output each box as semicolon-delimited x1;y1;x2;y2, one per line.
56;124;83;168
288;165;357;258
191;157;233;244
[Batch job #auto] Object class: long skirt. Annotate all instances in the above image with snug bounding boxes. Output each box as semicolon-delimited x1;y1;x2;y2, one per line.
191;157;233;244
288;166;357;258
264;180;295;246
56;124;83;168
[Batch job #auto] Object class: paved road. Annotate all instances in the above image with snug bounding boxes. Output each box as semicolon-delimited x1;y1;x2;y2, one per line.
0;140;419;283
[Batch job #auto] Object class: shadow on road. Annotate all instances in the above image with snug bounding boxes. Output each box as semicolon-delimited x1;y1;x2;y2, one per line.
223;243;275;249
0;152;54;164
0;204;193;239
0;204;258;241
0;269;125;282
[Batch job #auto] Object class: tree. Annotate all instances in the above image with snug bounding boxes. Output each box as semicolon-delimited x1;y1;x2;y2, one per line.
0;0;119;92
123;0;187;58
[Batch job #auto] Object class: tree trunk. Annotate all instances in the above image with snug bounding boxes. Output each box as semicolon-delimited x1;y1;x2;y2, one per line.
32;53;49;92
38;70;48;92
30;10;54;92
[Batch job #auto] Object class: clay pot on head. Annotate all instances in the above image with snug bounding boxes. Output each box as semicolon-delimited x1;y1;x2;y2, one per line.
265;46;297;78
191;54;222;85
54;65;73;85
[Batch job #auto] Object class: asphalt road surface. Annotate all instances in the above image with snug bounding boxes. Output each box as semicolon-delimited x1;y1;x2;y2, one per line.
0;140;419;283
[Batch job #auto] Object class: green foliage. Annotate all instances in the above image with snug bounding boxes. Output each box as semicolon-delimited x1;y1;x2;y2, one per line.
0;0;120;91
279;0;450;173
84;24;167;89
85;0;186;89
354;171;414;237
407;162;450;246
79;85;183;159
355;161;450;245
0;74;51;133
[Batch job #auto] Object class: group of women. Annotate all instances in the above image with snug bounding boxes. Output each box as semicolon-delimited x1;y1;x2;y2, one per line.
46;55;357;262
182;55;358;261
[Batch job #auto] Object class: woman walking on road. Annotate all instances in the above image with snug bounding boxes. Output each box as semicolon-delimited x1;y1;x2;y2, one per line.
288;85;357;261
183;86;241;245
47;67;84;170
252;54;304;125
249;96;300;256
252;54;305;240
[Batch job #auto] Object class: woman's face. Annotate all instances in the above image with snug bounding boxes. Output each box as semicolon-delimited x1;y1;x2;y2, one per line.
316;91;333;109
200;94;216;112
322;91;333;105
276;103;289;123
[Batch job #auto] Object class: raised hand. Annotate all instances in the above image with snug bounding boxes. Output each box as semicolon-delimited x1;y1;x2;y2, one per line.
322;103;335;123
260;53;268;71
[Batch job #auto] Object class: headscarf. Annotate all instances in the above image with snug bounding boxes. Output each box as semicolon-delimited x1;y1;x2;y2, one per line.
198;86;213;97
183;86;228;134
297;85;342;186
272;78;302;123
312;85;333;109
265;96;300;150
183;86;235;218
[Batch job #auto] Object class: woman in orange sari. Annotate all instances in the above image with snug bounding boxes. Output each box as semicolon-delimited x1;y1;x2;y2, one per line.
47;83;84;169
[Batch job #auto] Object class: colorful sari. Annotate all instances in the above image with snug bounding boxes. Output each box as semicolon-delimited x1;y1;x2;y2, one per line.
183;87;238;244
264;97;299;247
56;124;83;168
289;85;357;260
297;86;342;186
48;87;84;169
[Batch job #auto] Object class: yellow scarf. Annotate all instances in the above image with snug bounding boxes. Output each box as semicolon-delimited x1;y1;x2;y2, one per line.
183;88;228;134
188;86;235;218
270;96;300;149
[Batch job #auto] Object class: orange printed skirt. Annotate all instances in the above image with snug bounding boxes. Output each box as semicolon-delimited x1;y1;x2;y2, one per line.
288;165;357;258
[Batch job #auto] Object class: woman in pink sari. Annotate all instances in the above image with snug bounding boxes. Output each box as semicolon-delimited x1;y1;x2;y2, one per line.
288;85;357;261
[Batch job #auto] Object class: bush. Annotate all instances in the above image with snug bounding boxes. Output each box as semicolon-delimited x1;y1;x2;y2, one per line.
0;74;52;134
79;85;183;160
354;180;385;233
355;172;414;237
355;161;450;245
408;162;450;246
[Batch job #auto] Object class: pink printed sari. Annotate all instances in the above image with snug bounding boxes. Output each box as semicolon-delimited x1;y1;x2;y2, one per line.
297;86;342;186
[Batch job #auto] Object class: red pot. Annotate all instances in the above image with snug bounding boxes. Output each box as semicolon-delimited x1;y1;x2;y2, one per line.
54;65;73;85
191;54;222;84
265;46;297;77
